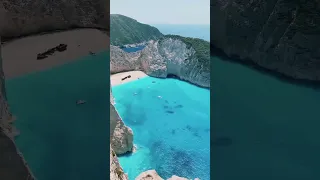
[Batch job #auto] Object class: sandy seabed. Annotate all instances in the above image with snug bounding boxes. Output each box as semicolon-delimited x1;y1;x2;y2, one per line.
111;71;147;86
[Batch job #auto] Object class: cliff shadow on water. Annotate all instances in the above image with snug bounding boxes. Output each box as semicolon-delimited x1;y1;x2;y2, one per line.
166;74;210;90
210;44;320;90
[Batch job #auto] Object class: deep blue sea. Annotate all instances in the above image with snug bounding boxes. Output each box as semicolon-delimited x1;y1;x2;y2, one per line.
152;24;210;42
112;77;210;180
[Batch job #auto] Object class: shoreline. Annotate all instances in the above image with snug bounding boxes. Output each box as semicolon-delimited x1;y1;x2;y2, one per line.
210;44;320;90
2;28;109;79
111;71;148;87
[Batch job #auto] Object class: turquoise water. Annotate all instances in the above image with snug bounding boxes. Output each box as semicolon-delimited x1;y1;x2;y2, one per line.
211;56;320;180
152;24;210;42
121;45;145;52
5;51;110;180
112;77;210;180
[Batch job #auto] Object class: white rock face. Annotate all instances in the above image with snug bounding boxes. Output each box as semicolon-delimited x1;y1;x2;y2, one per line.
135;170;199;180
110;145;129;180
110;38;210;88
167;175;189;180
110;102;133;155
135;170;163;180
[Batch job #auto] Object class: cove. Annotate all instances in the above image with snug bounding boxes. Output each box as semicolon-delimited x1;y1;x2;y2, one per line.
211;56;320;180
121;45;145;53
112;77;210;180
5;51;110;180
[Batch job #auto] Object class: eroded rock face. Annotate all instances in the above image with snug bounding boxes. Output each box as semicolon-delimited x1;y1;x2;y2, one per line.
135;170;163;180
135;170;199;180
167;175;189;180
0;0;109;38
110;102;134;155
211;0;320;81
110;145;129;180
111;38;210;88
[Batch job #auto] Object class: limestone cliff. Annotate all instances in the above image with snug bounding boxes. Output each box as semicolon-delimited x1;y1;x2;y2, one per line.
0;37;35;180
211;0;320;81
0;0;108;39
111;36;210;88
135;170;199;180
110;100;134;155
110;145;129;180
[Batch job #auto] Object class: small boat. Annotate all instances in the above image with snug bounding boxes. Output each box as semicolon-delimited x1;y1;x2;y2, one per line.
76;100;86;105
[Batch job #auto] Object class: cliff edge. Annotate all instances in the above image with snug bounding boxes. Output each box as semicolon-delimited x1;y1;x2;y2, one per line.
0;0;109;40
111;36;210;88
211;0;320;81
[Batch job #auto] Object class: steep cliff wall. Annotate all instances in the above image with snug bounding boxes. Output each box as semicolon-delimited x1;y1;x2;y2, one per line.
211;0;320;81
110;99;134;155
111;37;210;88
0;37;35;180
0;0;108;39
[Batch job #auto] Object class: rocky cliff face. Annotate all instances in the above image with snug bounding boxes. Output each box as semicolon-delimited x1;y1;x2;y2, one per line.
110;101;134;155
0;37;35;180
211;0;320;81
111;37;210;88
110;145;129;180
0;0;108;39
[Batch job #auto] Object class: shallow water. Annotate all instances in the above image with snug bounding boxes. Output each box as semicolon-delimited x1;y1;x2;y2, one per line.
211;56;320;180
121;45;145;52
112;77;210;180
5;51;110;180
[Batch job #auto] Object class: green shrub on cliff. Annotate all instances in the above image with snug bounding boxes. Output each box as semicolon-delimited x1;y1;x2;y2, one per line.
110;14;163;46
161;35;210;69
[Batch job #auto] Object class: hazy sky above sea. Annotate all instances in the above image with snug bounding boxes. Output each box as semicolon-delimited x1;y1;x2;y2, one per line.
110;0;210;25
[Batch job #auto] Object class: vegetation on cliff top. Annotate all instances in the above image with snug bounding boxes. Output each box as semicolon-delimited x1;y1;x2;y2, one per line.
160;35;210;69
110;14;163;46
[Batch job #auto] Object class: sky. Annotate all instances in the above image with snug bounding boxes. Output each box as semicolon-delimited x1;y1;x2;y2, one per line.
110;0;210;25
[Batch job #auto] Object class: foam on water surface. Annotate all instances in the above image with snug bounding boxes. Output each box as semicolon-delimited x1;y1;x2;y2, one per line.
112;77;210;180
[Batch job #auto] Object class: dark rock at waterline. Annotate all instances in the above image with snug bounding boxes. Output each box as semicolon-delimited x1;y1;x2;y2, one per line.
211;0;320;82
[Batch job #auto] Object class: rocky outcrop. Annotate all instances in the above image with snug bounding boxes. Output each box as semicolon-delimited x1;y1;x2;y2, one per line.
110;98;134;155
0;37;35;180
135;170;163;180
211;0;320;81
135;170;199;180
110;145;129;180
0;0;108;39
111;37;210;88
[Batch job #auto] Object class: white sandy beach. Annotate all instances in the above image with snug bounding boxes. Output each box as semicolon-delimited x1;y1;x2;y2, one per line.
111;71;147;86
2;28;109;79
